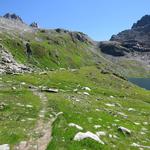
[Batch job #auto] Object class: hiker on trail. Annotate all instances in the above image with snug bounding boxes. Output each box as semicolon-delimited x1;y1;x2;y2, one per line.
26;42;32;59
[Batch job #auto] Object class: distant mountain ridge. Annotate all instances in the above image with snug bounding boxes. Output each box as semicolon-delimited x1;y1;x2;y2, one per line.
98;15;150;77
0;12;150;77
110;15;150;51
0;13;109;75
3;13;24;23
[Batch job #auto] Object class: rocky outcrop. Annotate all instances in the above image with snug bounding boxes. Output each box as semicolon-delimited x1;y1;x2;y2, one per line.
0;13;33;33
70;32;93;44
132;15;150;29
99;41;130;56
30;22;38;28
0;45;31;74
110;15;150;52
55;28;94;44
3;13;23;23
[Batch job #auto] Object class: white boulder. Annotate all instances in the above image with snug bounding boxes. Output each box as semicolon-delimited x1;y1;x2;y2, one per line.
105;103;115;107
73;131;104;144
118;126;131;135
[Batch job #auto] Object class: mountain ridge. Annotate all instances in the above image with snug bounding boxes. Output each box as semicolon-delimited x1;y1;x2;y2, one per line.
0;13;150;77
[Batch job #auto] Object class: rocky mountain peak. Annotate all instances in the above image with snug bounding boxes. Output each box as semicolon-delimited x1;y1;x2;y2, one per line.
3;13;23;23
30;22;38;28
132;15;150;29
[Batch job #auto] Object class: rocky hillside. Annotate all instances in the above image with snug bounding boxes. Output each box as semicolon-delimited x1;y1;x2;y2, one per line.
99;15;150;77
111;15;150;51
1;13;150;77
0;13;107;74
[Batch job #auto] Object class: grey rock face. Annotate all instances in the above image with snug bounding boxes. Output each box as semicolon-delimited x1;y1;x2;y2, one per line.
99;41;130;56
0;46;31;74
70;32;93;44
132;15;150;29
3;13;23;23
110;15;150;51
30;22;38;28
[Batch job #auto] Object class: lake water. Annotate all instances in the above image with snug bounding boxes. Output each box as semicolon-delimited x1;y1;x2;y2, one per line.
128;78;150;90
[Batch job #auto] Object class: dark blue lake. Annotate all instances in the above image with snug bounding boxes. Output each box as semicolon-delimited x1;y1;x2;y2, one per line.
128;78;150;90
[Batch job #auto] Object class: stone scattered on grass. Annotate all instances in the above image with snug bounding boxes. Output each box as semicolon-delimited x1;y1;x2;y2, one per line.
117;112;128;118
114;119;120;122
21;119;26;122
115;103;122;107
109;134;113;138
39;71;48;75
12;86;16;90
39;114;44;118
118;126;131;135
96;131;106;136
141;127;148;131
70;69;78;72
27;118;35;121
113;135;118;139
134;122;140;125
112;123;117;127
16;103;24;107
26;105;33;108
49;114;53;118
0;102;7;110
41;88;59;93
140;132;146;135
73;89;78;92
83;92;90;96
128;108;136;111
56;112;63;117
82;87;91;91
73;131;104;144
21;82;26;85
68;123;83;130
131;143;150;149
71;96;80;102
105;103;115;107
95;108;100;111
110;96;114;98
143;122;148;125
94;125;101;129
0;144;10;150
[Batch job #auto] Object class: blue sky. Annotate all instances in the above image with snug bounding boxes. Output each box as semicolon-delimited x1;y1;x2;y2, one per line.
0;0;150;40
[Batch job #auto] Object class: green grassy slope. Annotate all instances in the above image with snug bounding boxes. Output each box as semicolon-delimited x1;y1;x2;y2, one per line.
0;30;104;70
115;59;150;78
0;66;150;149
0;82;41;147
